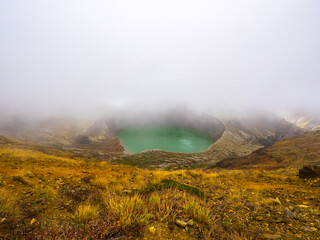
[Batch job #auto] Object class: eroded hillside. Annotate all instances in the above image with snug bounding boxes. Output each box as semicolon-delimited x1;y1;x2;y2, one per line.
217;130;320;170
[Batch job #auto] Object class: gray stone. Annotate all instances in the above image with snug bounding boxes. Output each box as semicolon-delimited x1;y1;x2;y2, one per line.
284;208;297;219
175;219;188;228
187;219;194;226
262;234;281;239
25;171;34;178
300;226;313;232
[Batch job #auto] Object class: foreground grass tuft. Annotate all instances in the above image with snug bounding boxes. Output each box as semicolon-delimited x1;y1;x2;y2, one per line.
135;179;205;198
74;204;100;223
0;188;20;222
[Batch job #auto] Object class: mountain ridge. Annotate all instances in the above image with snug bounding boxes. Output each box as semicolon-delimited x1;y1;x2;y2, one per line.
0;112;308;169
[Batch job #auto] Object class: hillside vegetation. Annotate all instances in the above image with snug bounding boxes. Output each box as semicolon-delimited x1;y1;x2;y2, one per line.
0;135;320;239
217;130;320;170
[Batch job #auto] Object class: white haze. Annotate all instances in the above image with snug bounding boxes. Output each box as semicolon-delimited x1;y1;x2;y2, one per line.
1;0;320;119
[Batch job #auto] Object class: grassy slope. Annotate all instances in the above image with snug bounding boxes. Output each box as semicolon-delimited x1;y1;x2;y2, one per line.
0;136;320;239
217;130;320;170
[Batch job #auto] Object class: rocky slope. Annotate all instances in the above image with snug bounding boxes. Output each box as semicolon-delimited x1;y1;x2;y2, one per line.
0;116;89;147
280;111;320;131
216;130;320;170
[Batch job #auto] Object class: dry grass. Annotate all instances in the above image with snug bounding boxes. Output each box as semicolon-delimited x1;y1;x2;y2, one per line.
0;135;320;239
74;204;100;223
0;188;20;222
92;176;109;189
217;130;320;170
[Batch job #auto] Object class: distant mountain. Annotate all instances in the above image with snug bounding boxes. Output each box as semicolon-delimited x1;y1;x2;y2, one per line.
0;110;310;169
280;111;320;131
0;116;123;157
0;116;85;146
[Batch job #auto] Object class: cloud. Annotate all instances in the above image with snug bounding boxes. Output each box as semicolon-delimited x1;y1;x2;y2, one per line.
1;0;319;117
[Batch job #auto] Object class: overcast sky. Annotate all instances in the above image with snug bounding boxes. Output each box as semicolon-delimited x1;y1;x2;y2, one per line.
1;0;320;117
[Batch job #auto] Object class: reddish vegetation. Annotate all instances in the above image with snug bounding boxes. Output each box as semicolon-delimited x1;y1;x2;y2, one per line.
216;131;320;170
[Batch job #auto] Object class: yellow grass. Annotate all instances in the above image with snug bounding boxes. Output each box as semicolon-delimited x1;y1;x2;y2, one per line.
75;204;100;222
0;188;20;221
1;134;320;239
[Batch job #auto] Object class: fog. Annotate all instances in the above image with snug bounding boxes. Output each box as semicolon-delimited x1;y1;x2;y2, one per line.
1;1;320;119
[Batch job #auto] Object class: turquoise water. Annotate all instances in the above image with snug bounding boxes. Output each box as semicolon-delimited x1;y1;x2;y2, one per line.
117;126;213;153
